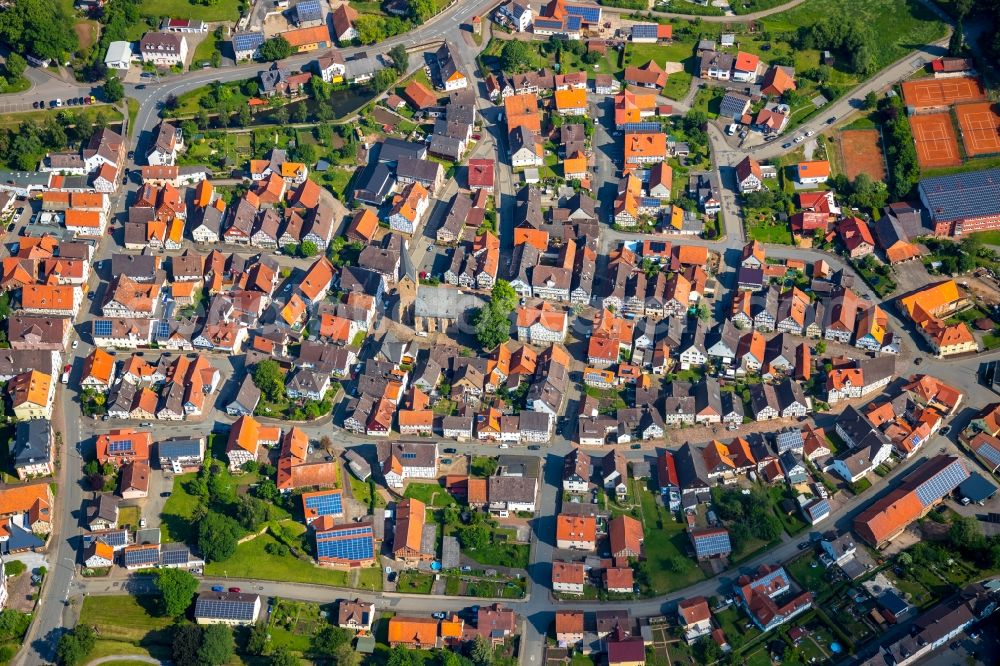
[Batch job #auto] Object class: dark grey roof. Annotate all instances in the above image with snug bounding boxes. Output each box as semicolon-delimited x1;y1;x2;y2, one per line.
227;375;261;413
919;168;1000;222
396;156;442;184
89;494;119;524
377;138;427;164
13;419;51;467
112;253;159;279
354;163;395;204
429;134;464;161
157;437;204;461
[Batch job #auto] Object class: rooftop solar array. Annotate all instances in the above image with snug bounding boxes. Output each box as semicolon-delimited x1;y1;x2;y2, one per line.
919;167;1000;222
618;122;662;134
693;530;731;557
160;546;192;566
155;320;171;339
109;439;134;453
316;524;375;562
123;545;160;567
775;430;803;452
233;32;265;52
807;498;831;518
295;0;323;21
93;320;113;337
565;15;582;31
976;439;1000;467
305;490;344;517
565;4;601;22
195;594;257;621
85;529;128;548
631;24;658;39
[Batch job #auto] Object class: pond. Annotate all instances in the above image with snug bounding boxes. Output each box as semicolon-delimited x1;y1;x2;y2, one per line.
254;86;378;124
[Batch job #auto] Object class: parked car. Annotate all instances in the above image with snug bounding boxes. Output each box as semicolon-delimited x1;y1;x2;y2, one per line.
211;585;224;592
443;447;457;454
228;587;241;593
805;130;815;137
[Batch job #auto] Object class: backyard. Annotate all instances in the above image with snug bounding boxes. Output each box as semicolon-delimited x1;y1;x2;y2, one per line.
138;0;241;21
634;481;707;594
404;481;458;507
78;595;174;660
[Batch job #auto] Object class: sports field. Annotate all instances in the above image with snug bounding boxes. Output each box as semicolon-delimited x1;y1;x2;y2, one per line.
901;76;985;109
909;113;962;168
955;102;1000;157
839;129;887;181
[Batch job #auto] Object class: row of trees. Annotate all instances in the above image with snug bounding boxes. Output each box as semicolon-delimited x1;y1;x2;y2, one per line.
877;95;920;200
0;110;116;170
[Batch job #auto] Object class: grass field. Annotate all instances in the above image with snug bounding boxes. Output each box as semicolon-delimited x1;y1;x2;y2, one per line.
762;0;946;71
635;483;706;593
78;596;173;644
0;105;123;131
203;522;355;587
158;473;201;543
404;481;457;507
139;0;240;21
191;30;221;67
746;215;794;244
397;571;435;594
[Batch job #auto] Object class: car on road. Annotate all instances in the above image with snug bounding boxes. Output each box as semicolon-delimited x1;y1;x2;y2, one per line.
782;142;792;149
64;364;71;374
211;585;224;592
432;612;446;619
630;443;641;450
32;101;39;108
797;542;811;550
527;444;541;450
805;130;814;137
793;135;804;143
72;340;79;349
128;151;135;159
940;425;952;436
443;448;456;454
228;587;241;593
161;491;171;497
827;116;837;124
914;357;923;365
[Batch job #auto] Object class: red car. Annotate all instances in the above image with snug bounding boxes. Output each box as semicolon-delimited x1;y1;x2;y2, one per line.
63;364;71;373
228;587;241;593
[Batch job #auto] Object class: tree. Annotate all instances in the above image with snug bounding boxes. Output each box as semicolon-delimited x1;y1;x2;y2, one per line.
458;523;490;550
254;478;279;502
951;0;973;18
153;568;198;617
331;642;362;666
172;625;203;666
198;624;234;666
103;75;124;103
270;647;298;666
409;0;436;22
863;91;878;110
197;511;241;562
311;626;354;657
300;240;318;257
389;45;409;73
273;105;290;125
469;636;494;666
4;53;25;80
500;40;533;73
253;359;285;401
260;36;292;61
475;302;512;349
237;104;253;127
354;15;387;44
196;108;211;130
849;173;888;210
372;67;398;93
490;280;518;312
815;340;827;354
246;623;269;656
949;20;966;56
693;636;721;664
0;0;78;62
386;646;413;666
291;102;309;123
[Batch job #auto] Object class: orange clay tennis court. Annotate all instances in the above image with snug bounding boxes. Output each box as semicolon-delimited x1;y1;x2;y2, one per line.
909;113;962;168
955;102;1000;156
901;76;986;109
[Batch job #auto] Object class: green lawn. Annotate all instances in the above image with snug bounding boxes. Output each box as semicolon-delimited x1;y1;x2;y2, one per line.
635;483;706;593
138;0;240;21
0;105;123;131
404;482;457;508
268;599;325;654
126;98;139;138
159;472;202;543
464;534;530;570
203;521;373;588
715;606;762;647
191;30;220;67
762;0;946;71
78;596;173;644
397;571;435;594
746;216;794;244
313;167;355;202
787;554;829;594
117;506;141;530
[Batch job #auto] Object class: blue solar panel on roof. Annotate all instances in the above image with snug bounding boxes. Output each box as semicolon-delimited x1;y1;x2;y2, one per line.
919;167;1000;222
566;15;582;30
94;320;112;337
233;32;265;51
155;320;170;339
296;0;323;20
196;596;256;620
161;548;191;565
124;547;159;565
305;491;344;517
619;122;662;134
566;4;600;21
632;24;658;38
